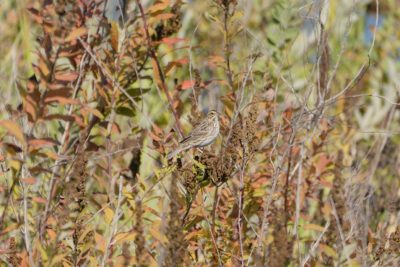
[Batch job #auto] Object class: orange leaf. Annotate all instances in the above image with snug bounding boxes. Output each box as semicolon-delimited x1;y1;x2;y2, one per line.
152;124;164;136
151;13;175;22
319;244;338;258
32;197;47;204
47;229;57;241
44;96;80;105
65;27;87;42
149;227;168;244
1;224;18;235
180;80;195;90
54;72;79;82
43;151;59;160
81;107;104;119
147;2;169;13
110;21;119;52
315;154;331;176
149;131;162;142
161;37;185;45
0;120;26;147
24;97;37;122
20;252;29;267
28;138;59;149
95;232;106;253
21;177;37;185
208;55;225;63
114;231;137;245
165;58;189;75
151;59;163;88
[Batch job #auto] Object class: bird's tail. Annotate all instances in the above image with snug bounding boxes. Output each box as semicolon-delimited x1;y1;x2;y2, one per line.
167;143;193;160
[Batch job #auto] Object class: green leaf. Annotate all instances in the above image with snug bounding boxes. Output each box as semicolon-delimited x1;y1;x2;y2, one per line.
267;36;277;46
116;106;135;117
126;88;151;97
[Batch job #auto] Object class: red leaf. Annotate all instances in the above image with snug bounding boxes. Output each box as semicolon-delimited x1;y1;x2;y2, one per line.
165;58;189;75
161;37;186;45
179;80;195;90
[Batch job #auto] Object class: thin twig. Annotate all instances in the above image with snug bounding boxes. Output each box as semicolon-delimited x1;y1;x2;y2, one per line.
301;220;330;267
101;174;124;267
329;196;350;263
20;179;35;267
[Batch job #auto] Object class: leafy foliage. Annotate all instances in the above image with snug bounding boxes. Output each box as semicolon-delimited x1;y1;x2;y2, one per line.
0;0;399;266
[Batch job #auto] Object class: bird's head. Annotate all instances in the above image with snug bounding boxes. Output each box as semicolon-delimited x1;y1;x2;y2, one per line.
207;110;219;120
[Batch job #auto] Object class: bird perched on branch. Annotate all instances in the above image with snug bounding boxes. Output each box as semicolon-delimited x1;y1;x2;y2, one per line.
167;110;220;160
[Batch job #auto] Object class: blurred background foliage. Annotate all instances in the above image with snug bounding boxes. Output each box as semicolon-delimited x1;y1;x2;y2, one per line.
0;0;399;266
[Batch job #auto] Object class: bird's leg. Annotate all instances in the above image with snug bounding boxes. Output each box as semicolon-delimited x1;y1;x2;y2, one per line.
195;147;204;156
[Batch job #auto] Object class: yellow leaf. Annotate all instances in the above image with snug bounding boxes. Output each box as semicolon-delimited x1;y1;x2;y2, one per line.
42;150;59;160
9;160;21;172
35;240;49;262
149;227;168;244
104;207;114;224
66;27;87;42
230;11;244;22
49;253;69;265
114;231;137;245
303;223;326;232
77;227;94;244
82;107;104;120
148;254;158;267
319;244;338;258
0;120;26;147
347;259;361;267
147;2;169;13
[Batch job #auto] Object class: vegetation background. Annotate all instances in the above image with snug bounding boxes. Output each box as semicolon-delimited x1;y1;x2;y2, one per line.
0;0;399;266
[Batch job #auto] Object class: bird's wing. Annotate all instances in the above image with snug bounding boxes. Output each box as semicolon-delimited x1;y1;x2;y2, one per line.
179;120;209;145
